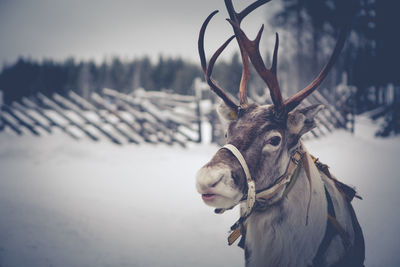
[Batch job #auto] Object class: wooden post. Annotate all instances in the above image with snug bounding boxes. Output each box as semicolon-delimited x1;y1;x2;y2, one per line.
194;78;202;143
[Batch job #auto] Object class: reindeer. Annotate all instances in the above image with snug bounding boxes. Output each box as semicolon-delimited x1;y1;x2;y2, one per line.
195;1;365;267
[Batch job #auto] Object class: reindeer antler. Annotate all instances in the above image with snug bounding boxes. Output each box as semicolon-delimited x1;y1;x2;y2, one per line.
198;11;238;111
198;0;272;110
283;27;348;112
230;12;350;115
228;21;284;112
200;0;348;116
224;0;272;107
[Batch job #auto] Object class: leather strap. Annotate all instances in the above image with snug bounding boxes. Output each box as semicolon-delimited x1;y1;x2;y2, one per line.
255;149;303;203
222;144;251;182
226;146;305;246
224;147;360;262
222;144;256;215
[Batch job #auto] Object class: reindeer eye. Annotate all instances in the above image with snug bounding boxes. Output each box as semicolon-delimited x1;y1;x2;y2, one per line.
268;136;281;146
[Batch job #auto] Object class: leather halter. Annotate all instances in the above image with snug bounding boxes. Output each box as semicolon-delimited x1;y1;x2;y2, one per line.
215;143;363;264
221;144;256;216
217;143;305;245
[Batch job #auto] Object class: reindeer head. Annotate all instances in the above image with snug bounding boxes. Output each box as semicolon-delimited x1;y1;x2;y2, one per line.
196;0;348;209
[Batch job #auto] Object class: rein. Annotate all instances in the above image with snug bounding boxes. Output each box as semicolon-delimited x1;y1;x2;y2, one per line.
217;143;307;246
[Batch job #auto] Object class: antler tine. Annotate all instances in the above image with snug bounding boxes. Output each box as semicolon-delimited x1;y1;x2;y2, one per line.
223;0;272;107
199;1;274;110
223;0;247;106
206;36;238;108
237;0;272;22
238;49;250;106
198;10;238;111
207;36;235;78
228;20;284;112
224;0;272;24
198;10;218;73
283;26;349;112
271;32;279;75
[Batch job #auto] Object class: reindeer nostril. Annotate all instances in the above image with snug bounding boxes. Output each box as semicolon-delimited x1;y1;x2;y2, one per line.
210;175;224;187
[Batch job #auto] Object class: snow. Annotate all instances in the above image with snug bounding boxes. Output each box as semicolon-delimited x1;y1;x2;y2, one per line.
0;116;399;267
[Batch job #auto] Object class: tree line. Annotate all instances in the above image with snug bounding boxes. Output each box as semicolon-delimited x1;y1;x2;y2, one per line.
271;0;400;136
0;57;198;104
0;53;258;104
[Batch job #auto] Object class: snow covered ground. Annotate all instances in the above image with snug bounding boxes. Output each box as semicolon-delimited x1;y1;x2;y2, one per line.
0;116;399;267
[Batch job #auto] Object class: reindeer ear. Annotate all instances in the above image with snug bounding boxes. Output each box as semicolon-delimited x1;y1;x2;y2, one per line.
217;101;238;121
287;104;324;136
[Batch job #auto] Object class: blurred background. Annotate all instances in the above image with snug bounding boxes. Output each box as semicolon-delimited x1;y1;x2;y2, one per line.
0;0;399;267
1;0;399;136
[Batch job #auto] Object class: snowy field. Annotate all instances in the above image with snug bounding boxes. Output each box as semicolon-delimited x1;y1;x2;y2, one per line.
0;116;399;267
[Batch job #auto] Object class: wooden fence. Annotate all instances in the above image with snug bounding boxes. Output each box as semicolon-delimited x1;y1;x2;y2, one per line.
0;89;201;146
0;82;354;145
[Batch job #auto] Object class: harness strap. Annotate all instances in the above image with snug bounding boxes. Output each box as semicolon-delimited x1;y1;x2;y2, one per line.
222;146;362;264
312;194;365;266
221;144;256;216
284;149;304;197
310;156;365;265
311;184;356;266
311;187;338;266
254;158;303;213
303;152;313;225
227;149;304;246
311;155;361;201
222;144;252;182
255;149;303;203
336;201;365;266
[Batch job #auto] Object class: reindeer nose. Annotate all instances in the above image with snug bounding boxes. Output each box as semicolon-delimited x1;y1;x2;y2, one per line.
209;175;223;187
196;166;231;193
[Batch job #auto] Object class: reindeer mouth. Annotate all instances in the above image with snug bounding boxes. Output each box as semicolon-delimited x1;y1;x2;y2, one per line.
202;193;217;202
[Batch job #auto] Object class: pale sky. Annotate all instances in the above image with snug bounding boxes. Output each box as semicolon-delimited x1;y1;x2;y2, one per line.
0;0;280;65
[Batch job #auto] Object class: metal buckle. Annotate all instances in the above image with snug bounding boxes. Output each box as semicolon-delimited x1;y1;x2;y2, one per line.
291;150;303;165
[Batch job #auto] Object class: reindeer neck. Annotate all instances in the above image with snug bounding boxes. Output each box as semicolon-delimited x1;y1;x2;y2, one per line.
244;150;328;267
